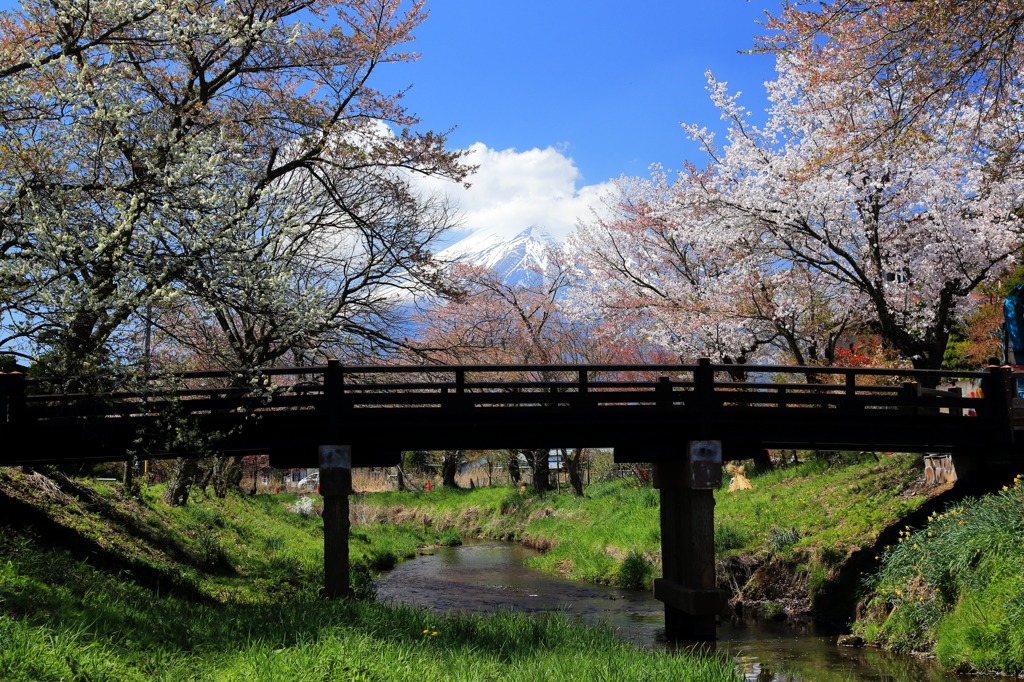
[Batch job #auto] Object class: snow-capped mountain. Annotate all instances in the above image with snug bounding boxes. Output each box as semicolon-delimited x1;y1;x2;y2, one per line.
436;225;557;285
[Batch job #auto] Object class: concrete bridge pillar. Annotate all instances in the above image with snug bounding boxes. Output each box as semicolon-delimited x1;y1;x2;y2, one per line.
320;444;353;599
653;440;730;640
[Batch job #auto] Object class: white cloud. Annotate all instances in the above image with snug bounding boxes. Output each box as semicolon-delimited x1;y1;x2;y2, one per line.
413;143;617;244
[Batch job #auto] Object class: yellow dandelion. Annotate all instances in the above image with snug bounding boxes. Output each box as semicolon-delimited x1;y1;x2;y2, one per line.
431;632;438;636
423;629;429;634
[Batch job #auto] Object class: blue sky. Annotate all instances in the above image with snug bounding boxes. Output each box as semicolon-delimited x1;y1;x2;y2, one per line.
376;0;779;187
371;0;781;242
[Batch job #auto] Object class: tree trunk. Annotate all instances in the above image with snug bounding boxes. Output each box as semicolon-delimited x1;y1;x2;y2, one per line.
529;448;550;492
753;449;774;472
564;447;585;497
506;450;521;485
395;466;406;491
122;458;134;490
163;457;199;506
441;450;461;488
211;455;245;498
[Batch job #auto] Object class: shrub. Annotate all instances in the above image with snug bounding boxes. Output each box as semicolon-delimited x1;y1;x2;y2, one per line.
767;526;800;553
615;550;653;591
714;523;746;553
433;529;463;547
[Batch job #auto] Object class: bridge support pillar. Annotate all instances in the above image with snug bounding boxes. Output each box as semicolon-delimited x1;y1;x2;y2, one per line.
320;445;353;599
653;441;729;641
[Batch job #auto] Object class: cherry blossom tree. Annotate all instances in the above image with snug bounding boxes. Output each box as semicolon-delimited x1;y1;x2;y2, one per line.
0;0;469;375
158;164;460;372
572;61;1024;372
570;173;861;367
410;250;673;492
758;1;1024;155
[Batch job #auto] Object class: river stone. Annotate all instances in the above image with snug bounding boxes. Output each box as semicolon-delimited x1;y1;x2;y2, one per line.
837;635;865;647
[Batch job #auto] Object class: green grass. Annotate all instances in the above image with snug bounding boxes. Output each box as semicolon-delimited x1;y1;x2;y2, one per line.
357;453;929;600
854;474;1024;674
0;540;739;681
0;468;740;681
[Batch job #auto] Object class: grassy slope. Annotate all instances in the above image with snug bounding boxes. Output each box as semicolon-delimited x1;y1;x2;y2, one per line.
358;453;931;608
0;467;738;682
854;475;1024;675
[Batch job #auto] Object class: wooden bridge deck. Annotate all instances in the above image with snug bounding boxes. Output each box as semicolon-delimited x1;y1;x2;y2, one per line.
2;359;1023;467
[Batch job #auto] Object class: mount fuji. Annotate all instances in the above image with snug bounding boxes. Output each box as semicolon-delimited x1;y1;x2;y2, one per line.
436;225;558;286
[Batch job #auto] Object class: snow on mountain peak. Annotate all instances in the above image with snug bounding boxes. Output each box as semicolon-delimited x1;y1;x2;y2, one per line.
437;225;558;285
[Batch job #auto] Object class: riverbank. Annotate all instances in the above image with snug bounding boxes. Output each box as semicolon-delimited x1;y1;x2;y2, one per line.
0;466;739;681
357;452;938;619
851;474;1024;676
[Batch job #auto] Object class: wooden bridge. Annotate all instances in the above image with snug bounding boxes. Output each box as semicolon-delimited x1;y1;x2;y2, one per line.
2;359;1023;640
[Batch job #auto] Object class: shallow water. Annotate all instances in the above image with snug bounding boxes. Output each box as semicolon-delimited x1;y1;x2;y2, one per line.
373;540;1003;682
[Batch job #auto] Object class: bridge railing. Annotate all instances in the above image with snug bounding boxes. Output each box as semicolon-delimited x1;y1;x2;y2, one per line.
0;359;1002;423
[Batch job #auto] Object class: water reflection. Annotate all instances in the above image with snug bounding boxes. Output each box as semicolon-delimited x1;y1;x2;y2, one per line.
374;540;995;682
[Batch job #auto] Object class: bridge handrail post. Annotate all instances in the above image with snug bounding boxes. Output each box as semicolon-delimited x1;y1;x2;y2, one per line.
325;359;343;428
657;376;671;408
981;365;1015;445
454;369;466;409
947;385;963;417
694;358;713;406
900;381;921;416
575;369;588;409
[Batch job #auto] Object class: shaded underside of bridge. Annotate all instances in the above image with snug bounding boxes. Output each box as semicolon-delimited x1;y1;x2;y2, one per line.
2;359;1023;468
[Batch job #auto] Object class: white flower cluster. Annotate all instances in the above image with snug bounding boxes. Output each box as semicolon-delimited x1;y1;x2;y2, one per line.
0;0;469;374
569;59;1024;367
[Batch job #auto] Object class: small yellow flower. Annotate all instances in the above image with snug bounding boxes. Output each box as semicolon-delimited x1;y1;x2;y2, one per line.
423;630;429;634
431;632;438;636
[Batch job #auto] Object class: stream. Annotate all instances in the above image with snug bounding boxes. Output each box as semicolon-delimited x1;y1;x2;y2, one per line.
373;540;1003;682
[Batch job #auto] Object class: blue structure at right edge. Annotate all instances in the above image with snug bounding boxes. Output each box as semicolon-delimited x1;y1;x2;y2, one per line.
1003;284;1024;397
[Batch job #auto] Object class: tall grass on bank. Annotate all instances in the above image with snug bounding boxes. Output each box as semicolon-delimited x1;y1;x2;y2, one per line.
0;466;440;602
857;474;1024;674
0;509;739;682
